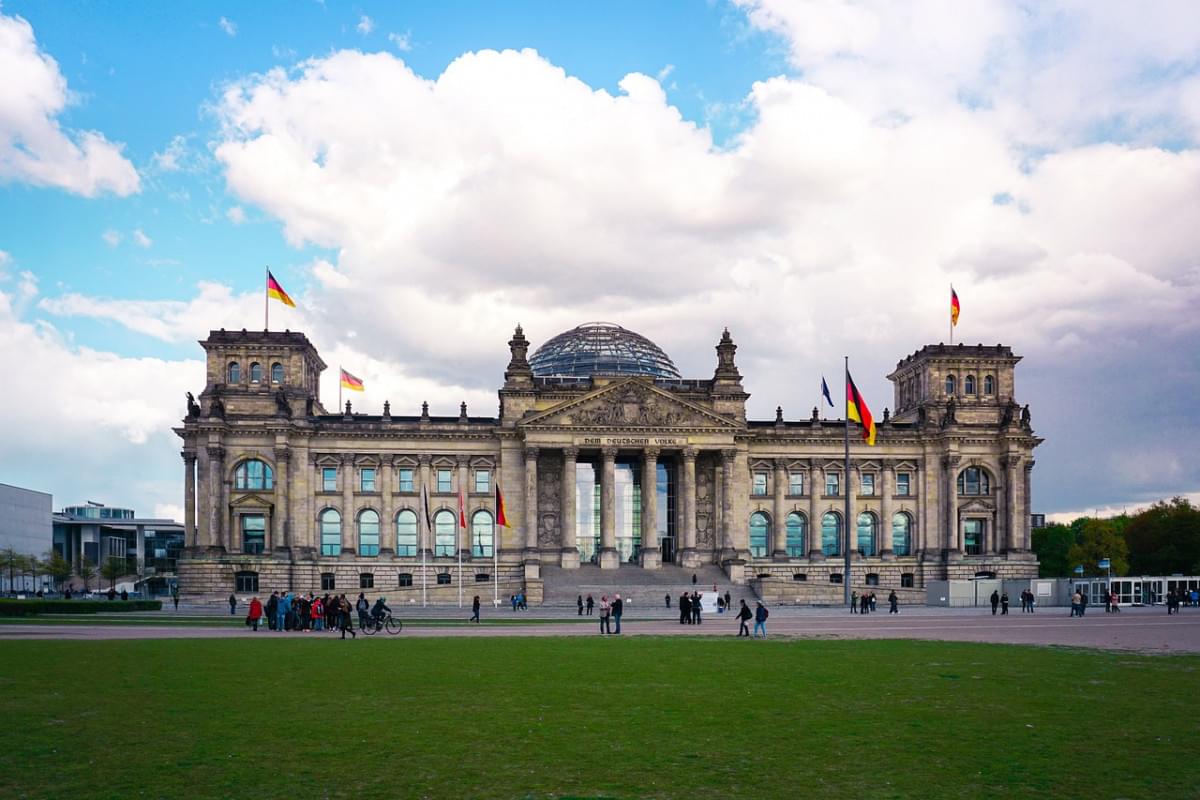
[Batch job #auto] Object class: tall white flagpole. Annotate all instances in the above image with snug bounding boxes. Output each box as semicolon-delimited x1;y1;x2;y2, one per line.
264;265;269;331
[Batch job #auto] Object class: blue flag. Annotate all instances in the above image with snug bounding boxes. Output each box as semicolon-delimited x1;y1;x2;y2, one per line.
821;377;834;408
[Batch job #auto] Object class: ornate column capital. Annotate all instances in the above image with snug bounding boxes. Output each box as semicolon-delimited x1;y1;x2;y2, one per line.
307;451;320;466
206;444;225;461
181;449;197;463
456;454;470;467
1000;453;1021;470
720;448;737;466
643;447;660;463
773;457;788;471
942;454;961;470
600;446;618;461
273;447;290;463
562;446;579;460
682;446;697;463
340;452;355;466
418;453;433;466
524;446;541;461
1023;460;1035;474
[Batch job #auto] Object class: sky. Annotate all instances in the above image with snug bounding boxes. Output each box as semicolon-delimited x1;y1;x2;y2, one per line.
1;0;1199;524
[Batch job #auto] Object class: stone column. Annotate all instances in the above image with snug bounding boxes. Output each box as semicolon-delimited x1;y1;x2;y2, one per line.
418;455;432;554
380;456;395;556
523;447;540;559
772;457;788;560
599;446;619;569
719;448;737;562
808;461;824;560
640;448;660;569
182;451;197;549
341;453;355;555
273;446;290;554
847;464;859;560
880;460;895;560
206;445;225;553
944;454;961;558
560;447;579;569
457;455;471;559
1023;461;1034;552
680;448;699;568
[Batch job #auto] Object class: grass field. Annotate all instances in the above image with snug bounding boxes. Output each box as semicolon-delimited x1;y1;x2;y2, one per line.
2;638;1198;799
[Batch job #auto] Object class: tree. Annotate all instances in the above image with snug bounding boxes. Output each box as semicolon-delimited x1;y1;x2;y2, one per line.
1032;522;1075;577
77;557;96;592
43;552;73;592
1125;497;1200;575
100;556;125;591
1066;518;1129;577
0;548;18;593
12;554;33;593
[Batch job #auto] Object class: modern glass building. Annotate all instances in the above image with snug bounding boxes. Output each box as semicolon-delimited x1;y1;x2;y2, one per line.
52;502;184;595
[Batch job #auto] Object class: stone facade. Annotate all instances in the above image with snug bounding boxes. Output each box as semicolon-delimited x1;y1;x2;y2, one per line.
174;326;1041;600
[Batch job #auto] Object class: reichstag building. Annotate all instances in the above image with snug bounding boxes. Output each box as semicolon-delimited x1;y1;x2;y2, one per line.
175;322;1041;600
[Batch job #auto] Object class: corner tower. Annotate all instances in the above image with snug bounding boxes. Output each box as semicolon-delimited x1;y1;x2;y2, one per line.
887;343;1021;426
198;329;327;418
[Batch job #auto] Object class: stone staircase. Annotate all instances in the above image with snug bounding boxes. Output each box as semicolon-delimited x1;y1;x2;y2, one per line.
540;563;749;608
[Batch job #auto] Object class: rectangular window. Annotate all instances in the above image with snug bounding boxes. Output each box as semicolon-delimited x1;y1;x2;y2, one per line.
322;467;337;492
437;469;452;493
359;573;374;589
241;515;265;554
398;468;414;492
896;472;911;496
752;472;768;496
861;473;876;496
320;573;336;591
964;519;984;556
474;469;490;494
825;473;840;496
788;472;804;495
360;468;376;492
235;572;259;592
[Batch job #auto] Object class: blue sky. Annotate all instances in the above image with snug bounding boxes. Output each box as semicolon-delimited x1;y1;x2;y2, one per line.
1;0;1199;522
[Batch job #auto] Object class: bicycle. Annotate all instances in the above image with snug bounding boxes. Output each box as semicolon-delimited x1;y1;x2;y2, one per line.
361;613;403;636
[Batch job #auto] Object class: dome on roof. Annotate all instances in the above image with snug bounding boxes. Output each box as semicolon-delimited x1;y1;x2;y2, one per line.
529;322;681;379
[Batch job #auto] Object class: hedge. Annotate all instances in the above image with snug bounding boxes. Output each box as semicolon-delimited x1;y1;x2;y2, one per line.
0;599;163;616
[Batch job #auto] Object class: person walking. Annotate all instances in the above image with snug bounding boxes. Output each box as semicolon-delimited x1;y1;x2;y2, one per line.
228;593;237;616
1104;590;1112;613
172;588;180;611
265;591;279;630
311;595;324;632
338;594;356;639
1110;590;1120;613
665;593;671;609
724;590;731;611
1000;591;1010;615
577;595;584;616
1070;589;1082;617
990;589;1000;615
860;592;870;614
470;595;481;623
586;594;594;616
612;594;624;635
888;590;899;614
736;599;752;637
851;590;859;614
869;592;877;613
1079;591;1089;616
356;593;369;629
247;596;263;631
692;592;702;625
753;602;769;638
679;592;691;625
599;595;612;635
276;591;291;632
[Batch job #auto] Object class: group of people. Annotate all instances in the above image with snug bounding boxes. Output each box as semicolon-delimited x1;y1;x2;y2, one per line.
735;599;769;637
677;591;723;624
509;592;528;611
989;590;1011;615
597;594;623;634
850;590;900;614
238;591;392;639
1165;588;1195;614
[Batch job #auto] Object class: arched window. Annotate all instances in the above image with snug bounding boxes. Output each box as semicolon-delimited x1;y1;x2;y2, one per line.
984;375;995;395
434;510;457;557
892;511;912;556
249;362;263;384
471;510;494;558
234;459;274;490
395;510;417;557
821;512;842;556
358;509;380;557
320;509;341;556
786;512;806;557
857;512;878;556
748;512;770;558
271;362;284;384
957;466;991;496
964;375;976;395
228;361;241;383
945;374;956;395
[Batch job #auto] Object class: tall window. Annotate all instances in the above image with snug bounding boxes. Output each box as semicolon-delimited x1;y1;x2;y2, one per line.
249;362;263;384
271;362;284;384
825;472;840;497
395;510;418;557
786;512;806;557
437;469;452;493
860;473;876;496
434;510;456;556
963;519;984;555
752;473;768;496
360;468;376;492
474;470;490;494
788;472;804;495
358;510;380;556
472;510;494;557
398;468;415;492
320;509;341;556
235;571;258;592
893;512;912;556
984;375;995;395
228;361;241;383
896;472;911;496
965;375;976;395
957;467;990;496
322;467;337;492
945;374;957;395
821;512;841;556
234;459;274;490
749;512;769;557
857;512;878;556
241;514;265;554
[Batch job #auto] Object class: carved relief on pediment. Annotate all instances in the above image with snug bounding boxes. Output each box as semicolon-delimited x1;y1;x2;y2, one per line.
556;383;715;428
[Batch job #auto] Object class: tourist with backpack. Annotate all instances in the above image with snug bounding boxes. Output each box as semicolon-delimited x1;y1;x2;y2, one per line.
753;602;768;637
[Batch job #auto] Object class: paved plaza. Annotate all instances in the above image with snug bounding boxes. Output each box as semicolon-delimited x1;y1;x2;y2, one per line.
3;605;1198;653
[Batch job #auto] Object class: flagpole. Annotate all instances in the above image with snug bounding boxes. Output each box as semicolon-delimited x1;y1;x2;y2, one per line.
843;355;852;608
949;284;954;345
338;365;343;412
264;265;269;331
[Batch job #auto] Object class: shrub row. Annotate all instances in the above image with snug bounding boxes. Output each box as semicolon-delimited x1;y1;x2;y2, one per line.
0;599;163;616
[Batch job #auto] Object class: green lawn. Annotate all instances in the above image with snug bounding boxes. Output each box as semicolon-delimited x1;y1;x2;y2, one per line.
2;638;1197;799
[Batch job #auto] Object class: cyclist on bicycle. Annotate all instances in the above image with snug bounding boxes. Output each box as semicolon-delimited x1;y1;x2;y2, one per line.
370;596;391;624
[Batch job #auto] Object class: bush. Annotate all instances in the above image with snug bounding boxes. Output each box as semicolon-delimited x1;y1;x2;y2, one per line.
0;599;162;616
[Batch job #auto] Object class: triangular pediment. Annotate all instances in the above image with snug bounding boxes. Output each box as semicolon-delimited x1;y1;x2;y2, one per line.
959;497;996;513
230;494;273;509
521;378;739;430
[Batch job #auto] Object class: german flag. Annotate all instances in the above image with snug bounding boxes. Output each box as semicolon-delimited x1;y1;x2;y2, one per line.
951;286;960;327
339;368;364;392
267;270;296;307
495;485;510;528
846;371;877;446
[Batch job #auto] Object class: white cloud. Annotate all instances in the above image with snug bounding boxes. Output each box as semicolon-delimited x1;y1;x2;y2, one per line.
387;31;411;52
0;12;140;196
226;205;246;224
131;228;152;248
218;16;237;37
151;134;188;172
101;229;121;247
355;15;374;35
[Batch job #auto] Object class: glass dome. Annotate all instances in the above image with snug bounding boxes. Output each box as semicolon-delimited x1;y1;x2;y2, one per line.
529;322;681;379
